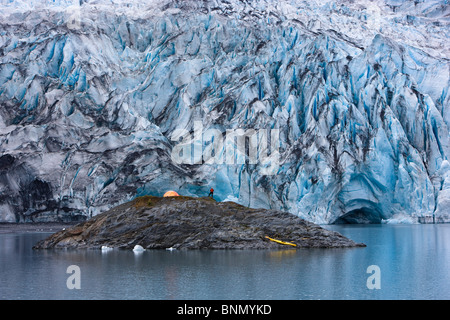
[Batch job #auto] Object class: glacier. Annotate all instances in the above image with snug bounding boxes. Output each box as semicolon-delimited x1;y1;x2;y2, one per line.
0;0;449;224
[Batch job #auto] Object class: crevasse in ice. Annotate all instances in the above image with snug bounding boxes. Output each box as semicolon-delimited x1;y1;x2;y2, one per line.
0;0;448;223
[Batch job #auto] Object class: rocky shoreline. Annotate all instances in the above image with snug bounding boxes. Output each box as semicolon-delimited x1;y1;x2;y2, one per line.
33;196;366;250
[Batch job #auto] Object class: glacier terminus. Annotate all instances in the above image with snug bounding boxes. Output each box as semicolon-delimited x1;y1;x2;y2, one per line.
0;0;449;224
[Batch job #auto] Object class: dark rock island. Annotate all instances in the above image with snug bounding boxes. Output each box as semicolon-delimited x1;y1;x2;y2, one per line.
33;196;365;250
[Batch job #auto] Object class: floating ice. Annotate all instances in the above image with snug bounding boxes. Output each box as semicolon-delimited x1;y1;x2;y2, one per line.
382;214;420;224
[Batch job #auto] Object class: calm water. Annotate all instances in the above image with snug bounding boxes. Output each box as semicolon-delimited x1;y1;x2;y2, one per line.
1;224;449;300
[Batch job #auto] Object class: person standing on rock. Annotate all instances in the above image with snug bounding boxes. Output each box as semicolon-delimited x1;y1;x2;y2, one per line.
208;188;214;198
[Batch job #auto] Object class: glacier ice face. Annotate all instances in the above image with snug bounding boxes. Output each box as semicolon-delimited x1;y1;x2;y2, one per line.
0;0;449;223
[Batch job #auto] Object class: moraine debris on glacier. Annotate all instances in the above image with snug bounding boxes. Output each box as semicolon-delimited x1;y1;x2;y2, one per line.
33;196;366;249
1;0;449;224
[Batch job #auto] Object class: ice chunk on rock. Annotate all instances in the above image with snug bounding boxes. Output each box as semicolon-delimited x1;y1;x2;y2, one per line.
132;245;145;252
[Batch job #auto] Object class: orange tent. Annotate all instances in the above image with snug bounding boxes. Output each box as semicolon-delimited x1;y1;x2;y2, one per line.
163;191;180;197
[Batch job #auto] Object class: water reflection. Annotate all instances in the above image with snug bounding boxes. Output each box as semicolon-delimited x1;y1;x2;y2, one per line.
1;224;450;299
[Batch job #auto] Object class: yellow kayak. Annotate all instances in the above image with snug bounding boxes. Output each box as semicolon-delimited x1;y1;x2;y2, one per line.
265;236;297;247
